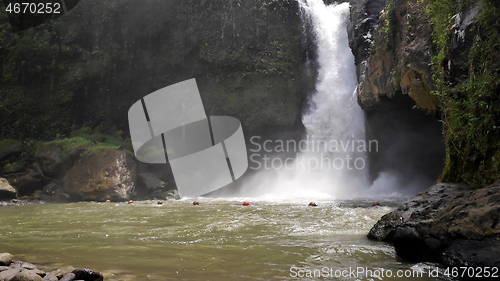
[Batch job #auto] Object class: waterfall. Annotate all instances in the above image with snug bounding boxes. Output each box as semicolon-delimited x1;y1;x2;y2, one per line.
300;0;361;143
240;0;370;199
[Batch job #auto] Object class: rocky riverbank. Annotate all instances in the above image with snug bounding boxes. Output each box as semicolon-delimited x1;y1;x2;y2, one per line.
0;135;181;203
0;252;103;281
367;181;500;270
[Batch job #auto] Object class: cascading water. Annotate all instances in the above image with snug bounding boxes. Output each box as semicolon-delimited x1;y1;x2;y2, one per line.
300;0;362;142
241;0;370;199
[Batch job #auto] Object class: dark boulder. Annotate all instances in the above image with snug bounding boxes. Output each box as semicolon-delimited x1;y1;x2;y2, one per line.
442;237;500;268
367;210;400;241
0;178;17;200
40;181;70;202
135;172;167;199
2;162;27;175
71;268;103;281
0;141;28;176
34;144;63;178
137;173;166;191
0;143;24;162
368;181;500;268
41;181;60;195
393;227;443;262
9;169;44;197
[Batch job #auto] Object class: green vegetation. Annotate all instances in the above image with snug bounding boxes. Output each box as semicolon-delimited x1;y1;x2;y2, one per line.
41;126;133;158
382;1;398;51
0;139;21;150
0;0;305;145
427;0;500;186
405;14;419;31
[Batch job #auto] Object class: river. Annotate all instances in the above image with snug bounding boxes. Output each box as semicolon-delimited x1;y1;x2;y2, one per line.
0;198;450;280
0;1;448;280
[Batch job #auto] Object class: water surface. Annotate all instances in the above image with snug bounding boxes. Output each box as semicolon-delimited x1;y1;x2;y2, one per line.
0;198;448;280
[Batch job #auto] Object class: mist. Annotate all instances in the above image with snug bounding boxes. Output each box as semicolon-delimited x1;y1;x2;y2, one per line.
213;1;369;200
210;0;439;200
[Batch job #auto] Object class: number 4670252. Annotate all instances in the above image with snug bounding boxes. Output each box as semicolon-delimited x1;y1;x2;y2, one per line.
5;2;62;14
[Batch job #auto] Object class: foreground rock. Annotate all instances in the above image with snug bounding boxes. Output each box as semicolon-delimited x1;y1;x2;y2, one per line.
63;149;136;202
0;252;103;281
368;181;500;269
0;252;13;265
0;178;17;200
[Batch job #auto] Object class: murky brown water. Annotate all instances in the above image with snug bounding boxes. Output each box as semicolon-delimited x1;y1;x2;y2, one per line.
0;198;449;280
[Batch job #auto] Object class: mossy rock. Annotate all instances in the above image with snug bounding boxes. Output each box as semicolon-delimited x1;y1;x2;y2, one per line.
0;139;22;151
0;139;24;162
2;162;25;174
35;137;93;179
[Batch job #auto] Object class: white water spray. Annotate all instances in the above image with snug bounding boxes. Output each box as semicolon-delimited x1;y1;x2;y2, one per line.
239;0;371;199
301;0;361;142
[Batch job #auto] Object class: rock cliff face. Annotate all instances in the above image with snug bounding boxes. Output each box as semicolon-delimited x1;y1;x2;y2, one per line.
347;0;387;85
348;0;445;188
348;0;439;110
447;2;483;87
349;0;498;187
0;0;311;141
358;0;500;269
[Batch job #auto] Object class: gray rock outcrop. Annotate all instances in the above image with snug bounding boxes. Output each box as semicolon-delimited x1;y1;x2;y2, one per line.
368;181;500;268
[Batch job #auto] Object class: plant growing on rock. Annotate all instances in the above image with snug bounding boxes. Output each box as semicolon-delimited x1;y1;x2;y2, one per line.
428;0;500;186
